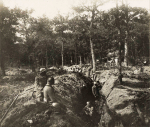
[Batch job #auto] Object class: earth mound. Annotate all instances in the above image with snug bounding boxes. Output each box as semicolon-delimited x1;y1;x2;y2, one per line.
1;72;95;127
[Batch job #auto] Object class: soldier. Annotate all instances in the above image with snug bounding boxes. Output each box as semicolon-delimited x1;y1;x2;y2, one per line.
43;77;56;103
92;82;99;98
83;101;94;116
87;66;92;77
92;72;97;81
96;81;102;90
34;68;47;102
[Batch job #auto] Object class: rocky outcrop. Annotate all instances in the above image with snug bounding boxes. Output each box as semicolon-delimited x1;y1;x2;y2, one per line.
99;73;150;127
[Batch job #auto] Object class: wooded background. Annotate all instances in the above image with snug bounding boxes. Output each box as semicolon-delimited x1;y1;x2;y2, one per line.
0;0;149;75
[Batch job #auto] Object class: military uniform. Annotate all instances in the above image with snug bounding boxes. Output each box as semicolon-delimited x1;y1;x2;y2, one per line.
92;84;98;98
43;77;56;103
83;103;94;116
43;84;56;102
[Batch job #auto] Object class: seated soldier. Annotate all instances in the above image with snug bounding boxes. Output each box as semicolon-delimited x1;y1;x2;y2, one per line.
34;68;47;102
83;101;94;116
43;77;56;103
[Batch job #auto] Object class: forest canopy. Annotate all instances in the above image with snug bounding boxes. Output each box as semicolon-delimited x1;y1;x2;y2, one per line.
0;0;149;75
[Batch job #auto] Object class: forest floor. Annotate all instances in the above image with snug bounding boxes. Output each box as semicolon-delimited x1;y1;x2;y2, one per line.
0;66;150;127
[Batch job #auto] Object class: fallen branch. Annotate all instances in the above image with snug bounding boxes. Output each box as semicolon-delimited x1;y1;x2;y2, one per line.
0;93;20;126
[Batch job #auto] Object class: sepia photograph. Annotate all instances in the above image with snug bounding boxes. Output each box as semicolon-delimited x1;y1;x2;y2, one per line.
0;0;150;126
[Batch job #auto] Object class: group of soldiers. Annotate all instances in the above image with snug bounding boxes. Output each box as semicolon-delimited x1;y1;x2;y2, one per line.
82;80;103;114
33;66;85;103
33;66;103;122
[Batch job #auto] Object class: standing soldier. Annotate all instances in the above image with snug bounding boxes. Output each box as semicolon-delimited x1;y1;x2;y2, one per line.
92;82;99;98
87;66;92;77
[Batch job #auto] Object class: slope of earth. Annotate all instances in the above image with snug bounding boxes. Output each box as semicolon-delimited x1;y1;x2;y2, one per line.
98;69;150;127
0;68;35;120
0;70;96;127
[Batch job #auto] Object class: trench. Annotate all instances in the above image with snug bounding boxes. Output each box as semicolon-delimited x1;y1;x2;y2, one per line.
67;72;103;127
1;70;149;127
1;72;102;127
77;71;150;127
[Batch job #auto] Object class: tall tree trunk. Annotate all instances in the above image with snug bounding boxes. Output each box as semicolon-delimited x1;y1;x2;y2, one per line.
71;56;73;65
75;41;77;65
0;38;5;76
90;10;96;73
119;41;122;73
79;55;82;66
116;0;122;84
46;47;48;69
124;0;129;67
31;51;35;72
83;54;86;64
118;35;122;84
52;44;54;66
42;59;43;66
29;56;31;69
124;35;128;66
36;58;40;71
90;37;96;72
134;37;137;65
62;41;64;67
53;57;54;66
0;53;5;76
0;7;6;76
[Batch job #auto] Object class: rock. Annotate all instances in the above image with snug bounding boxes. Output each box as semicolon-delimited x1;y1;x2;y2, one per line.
23;101;36;107
3;76;11;80
101;75;119;97
98;70;113;85
134;69;141;75
49;66;58;70
99;104;115;127
36;114;44;118
27;120;33;124
99;111;115;127
100;71;150;126
107;88;137;111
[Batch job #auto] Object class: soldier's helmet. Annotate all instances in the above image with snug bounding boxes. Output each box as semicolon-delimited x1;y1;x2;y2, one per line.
39;68;47;76
86;101;91;106
40;68;46;72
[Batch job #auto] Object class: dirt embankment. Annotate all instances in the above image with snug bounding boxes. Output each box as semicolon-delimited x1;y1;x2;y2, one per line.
80;65;150;126
0;72;96;127
98;70;150;127
1;66;150;127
